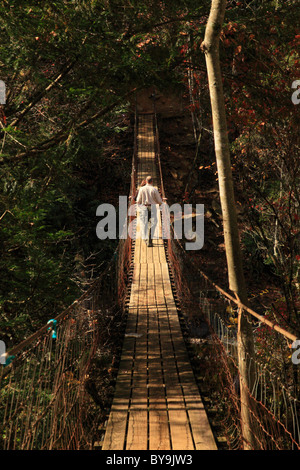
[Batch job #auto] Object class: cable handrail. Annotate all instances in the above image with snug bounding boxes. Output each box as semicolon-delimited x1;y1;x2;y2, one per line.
3;258;116;362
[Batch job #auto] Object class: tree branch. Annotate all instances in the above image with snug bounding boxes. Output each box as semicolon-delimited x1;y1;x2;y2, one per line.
2;86;140;163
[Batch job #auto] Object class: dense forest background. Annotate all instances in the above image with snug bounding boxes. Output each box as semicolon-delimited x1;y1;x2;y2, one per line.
0;0;299;350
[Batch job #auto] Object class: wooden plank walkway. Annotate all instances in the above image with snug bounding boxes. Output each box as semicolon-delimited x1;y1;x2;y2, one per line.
101;114;217;451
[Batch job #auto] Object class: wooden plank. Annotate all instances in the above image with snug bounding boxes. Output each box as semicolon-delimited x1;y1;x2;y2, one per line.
147;263;156;313
160;263;176;307
157;242;166;266
101;339;133;450
166;384;194;451
153;261;166;310
128;197;148;457
126;385;148;450
129;263;141;306
187;407;217;450
181;384;218;451
147;239;154;262
147;260;171;451
152;239;161;265
148;386;170;450
138;263;148;309
101;408;128;450
148;355;171;442
132;352;148;385
140;234;148;262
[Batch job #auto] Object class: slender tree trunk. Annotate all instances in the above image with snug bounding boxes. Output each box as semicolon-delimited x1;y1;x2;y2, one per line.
201;0;257;449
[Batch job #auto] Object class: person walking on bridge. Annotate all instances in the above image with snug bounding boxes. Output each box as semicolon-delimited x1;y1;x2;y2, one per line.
136;175;163;247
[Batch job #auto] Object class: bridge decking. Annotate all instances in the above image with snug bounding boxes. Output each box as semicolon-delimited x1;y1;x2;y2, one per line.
101;114;217;450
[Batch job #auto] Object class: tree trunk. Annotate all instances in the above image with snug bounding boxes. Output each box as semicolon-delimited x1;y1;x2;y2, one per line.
201;0;257;450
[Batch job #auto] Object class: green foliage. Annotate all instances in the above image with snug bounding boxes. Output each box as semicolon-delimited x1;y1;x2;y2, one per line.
0;0;299;344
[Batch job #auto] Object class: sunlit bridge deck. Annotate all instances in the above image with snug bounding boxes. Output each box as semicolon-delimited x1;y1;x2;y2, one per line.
101;114;217;451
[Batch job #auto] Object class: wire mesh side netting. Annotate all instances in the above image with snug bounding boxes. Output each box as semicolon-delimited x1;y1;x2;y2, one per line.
167;230;300;450
201;291;299;450
0;260;128;450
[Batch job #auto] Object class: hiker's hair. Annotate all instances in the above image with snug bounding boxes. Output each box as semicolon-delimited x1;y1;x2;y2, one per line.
146;176;152;184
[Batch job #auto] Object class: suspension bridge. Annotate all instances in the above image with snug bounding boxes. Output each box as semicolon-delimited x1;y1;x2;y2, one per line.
101;113;217;450
0;105;299;451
